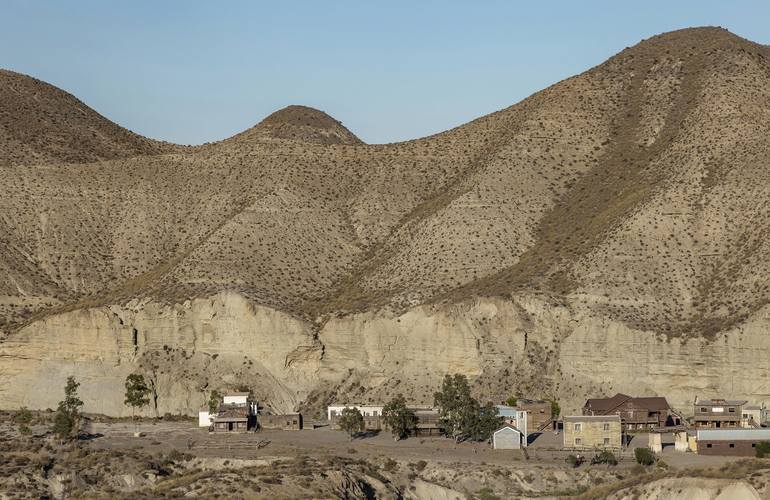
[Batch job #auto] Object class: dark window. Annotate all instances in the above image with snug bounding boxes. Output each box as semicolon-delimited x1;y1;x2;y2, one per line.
729;408;736;413
700;407;707;412
753;443;757;448
729;443;735;448
706;444;712;448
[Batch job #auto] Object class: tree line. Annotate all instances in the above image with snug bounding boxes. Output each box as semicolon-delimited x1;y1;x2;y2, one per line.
336;374;506;443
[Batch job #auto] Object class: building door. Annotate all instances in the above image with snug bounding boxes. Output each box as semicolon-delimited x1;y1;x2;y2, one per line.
228;422;234;431
716;421;721;428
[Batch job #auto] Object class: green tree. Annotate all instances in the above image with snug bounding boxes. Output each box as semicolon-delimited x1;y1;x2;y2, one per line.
591;450;618;466
208;390;222;415
382;395;417;441
757;441;770;458
470;402;504;442
505;396;518;407
549;399;561;419
52;376;83;443
15;407;32;436
338;407;364;441
124;373;151;431
434;374;479;442
634;447;655;466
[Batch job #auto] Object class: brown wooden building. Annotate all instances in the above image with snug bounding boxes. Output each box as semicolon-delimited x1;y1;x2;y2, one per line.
693;399;747;428
583;393;679;430
259;413;303;430
212;404;253;432
516;399;553;431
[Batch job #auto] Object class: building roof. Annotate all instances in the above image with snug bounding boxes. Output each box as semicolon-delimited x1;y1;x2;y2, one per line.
563;414;621;422
584;393;670;413
224;392;251;397
329;403;384;408
494;424;522;435
495;405;523;417
695;399;748;406
745;405;762;410
697;429;770;441
516;399;548;405
215;404;249;420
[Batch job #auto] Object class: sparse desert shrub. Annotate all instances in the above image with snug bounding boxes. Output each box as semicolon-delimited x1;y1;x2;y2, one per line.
756;441;770;458
475;487;501;500
634;447;655;466
383;458;398;472
592;450;618;466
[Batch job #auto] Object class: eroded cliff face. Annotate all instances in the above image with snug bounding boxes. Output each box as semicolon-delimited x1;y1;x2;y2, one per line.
1;291;769;417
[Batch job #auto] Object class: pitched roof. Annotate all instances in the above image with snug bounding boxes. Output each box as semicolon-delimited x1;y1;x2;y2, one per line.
215;404;249;420
563;414;621;422
584;393;631;412
584;393;670;413
494;424;522;435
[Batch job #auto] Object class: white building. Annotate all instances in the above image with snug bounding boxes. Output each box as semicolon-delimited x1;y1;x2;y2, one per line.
493;424;524;450
198;409;212;427
327;404;384;420
223;392;250;405
495;405;528;447
199;392;258;427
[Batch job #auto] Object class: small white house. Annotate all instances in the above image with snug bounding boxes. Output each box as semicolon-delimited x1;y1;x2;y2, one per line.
327;404;385;420
493;425;523;450
495;405;528;446
198;409;211;427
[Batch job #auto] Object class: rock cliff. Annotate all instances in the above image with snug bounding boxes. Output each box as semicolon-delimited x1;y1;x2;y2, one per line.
3;291;769;416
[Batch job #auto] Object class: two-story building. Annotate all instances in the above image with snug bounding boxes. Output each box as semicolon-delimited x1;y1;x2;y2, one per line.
563;415;622;450
583;393;678;430
693;399;747;428
516;399;553;431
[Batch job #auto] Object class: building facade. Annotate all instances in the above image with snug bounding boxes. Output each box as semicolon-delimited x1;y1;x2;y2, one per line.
495;405;528;446
327;404;384;420
742;405;763;428
516;399;552;431
210;392;258;432
259;413;303;430
696;429;770;456
693;399;747;428
583;393;677;430
493;425;523;450
563;415;622;450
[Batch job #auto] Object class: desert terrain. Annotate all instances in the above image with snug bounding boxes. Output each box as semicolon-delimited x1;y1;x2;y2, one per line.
0;25;769;420
3;412;769;499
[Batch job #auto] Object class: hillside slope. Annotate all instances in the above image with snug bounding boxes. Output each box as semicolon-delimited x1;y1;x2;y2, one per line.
0;69;176;166
2;27;770;415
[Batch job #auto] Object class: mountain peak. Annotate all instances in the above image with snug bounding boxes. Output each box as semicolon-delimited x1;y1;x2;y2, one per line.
229;104;363;146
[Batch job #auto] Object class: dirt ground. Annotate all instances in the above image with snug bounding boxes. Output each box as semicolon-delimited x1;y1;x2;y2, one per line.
85;421;742;471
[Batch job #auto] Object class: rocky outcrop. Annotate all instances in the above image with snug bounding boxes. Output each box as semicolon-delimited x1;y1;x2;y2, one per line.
607;477;761;500
2;291;770;416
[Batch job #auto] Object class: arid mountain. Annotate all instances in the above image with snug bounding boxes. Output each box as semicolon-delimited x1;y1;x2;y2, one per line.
1;27;770;417
0;69;176;166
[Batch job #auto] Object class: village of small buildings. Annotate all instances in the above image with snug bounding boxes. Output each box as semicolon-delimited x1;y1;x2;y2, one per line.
7;372;770;498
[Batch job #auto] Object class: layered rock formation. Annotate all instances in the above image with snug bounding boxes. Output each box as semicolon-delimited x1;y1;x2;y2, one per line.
2;27;770;416
3;291;770;417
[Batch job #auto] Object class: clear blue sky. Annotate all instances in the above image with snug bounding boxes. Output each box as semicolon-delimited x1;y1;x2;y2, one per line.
2;1;768;145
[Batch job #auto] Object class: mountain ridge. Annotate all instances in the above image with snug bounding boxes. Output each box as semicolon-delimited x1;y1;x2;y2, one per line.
1;26;769;337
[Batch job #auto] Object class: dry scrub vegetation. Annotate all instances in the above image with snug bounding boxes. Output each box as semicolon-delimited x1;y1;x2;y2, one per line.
2;27;770;343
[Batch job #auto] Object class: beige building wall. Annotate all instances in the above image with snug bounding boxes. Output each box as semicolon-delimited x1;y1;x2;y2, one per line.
563;418;622;450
